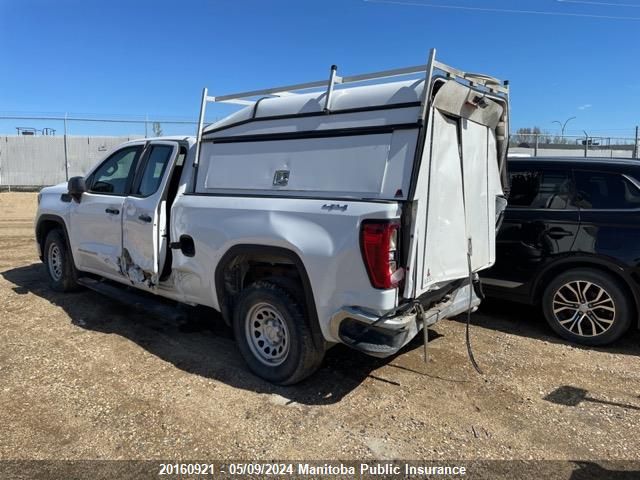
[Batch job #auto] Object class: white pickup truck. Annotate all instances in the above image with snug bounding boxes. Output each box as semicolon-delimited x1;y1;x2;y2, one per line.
35;50;510;384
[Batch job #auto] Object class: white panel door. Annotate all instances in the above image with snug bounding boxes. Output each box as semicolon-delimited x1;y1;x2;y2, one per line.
461;118;491;272
403;112;502;298
421;111;469;289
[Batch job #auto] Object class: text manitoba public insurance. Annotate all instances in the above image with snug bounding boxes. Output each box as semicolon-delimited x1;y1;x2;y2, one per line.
297;463;466;476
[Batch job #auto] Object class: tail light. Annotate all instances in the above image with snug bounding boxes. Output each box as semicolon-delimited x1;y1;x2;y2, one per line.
360;220;405;289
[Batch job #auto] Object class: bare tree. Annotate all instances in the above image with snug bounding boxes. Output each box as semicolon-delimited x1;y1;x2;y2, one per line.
511;126;551;147
152;122;163;137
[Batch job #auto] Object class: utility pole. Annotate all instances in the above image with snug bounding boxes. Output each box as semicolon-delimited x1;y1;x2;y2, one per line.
634;126;639;159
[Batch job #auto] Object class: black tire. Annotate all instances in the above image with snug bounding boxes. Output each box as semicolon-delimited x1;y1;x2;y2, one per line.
43;229;79;292
542;268;632;346
232;280;325;385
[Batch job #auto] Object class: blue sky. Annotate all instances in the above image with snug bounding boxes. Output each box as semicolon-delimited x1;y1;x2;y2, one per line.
1;0;639;137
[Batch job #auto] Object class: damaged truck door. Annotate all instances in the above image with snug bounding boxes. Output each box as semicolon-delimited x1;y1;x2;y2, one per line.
68;145;144;276
121;141;179;287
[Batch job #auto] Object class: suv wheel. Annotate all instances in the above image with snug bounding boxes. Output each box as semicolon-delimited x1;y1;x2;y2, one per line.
43;229;79;292
232;280;325;385
542;268;632;346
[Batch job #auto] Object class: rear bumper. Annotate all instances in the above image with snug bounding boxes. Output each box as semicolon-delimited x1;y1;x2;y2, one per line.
331;283;481;357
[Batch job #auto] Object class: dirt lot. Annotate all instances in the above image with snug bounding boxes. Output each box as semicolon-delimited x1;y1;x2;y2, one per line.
1;192;639;464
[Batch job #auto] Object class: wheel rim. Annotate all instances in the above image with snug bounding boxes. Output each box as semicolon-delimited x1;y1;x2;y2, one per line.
47;242;63;282
245;302;290;366
552;280;616;337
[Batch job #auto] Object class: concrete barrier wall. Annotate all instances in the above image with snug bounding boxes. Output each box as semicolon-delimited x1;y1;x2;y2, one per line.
509;147;635;158
0;135;139;186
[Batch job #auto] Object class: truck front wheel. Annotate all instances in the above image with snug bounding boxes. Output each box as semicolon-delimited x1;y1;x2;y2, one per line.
43;229;79;292
232;280;325;385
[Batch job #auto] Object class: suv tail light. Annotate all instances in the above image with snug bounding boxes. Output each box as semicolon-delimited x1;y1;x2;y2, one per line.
360;220;404;289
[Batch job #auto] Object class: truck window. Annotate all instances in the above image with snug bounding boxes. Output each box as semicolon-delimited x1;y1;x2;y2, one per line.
135;145;174;197
89;146;141;195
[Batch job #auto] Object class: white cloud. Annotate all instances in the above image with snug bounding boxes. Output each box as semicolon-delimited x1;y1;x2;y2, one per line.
578;104;592;110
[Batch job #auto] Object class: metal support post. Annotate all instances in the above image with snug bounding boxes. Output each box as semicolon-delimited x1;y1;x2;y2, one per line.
418;48;437;123
63;113;69;181
584;131;589;158
323;65;339;113
190;87;209;193
609;137;613;158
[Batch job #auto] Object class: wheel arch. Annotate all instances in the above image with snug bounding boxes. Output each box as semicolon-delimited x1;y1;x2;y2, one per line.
36;214;72;262
214;244;325;349
532;255;640;328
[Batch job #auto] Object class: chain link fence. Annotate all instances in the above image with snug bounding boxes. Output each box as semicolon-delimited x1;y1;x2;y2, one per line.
509;133;639;159
0;115;210;188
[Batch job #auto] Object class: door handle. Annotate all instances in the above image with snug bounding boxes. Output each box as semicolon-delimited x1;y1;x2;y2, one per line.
105;208;120;215
546;227;573;239
138;214;152;223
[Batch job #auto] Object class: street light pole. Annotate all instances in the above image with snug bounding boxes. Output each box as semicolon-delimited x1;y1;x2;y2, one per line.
552;116;577;137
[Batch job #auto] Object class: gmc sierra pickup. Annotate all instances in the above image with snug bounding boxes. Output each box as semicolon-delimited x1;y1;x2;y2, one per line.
35;50;510;384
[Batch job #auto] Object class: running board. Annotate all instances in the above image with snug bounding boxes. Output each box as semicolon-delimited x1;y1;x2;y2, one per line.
77;277;186;322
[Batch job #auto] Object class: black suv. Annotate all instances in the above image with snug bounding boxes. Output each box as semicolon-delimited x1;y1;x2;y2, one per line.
482;157;640;345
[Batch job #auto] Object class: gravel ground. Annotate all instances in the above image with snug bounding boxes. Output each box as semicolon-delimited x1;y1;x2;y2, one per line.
1;192;639;463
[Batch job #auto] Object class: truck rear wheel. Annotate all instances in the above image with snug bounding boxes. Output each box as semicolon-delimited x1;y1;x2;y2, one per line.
43;229;79;292
232;280;325;385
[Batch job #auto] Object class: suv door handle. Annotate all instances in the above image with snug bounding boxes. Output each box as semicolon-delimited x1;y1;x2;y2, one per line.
105;208;120;215
546;227;573;239
138;214;152;223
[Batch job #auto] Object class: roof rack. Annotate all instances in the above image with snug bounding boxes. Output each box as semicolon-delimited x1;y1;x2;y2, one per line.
206;51;508;107
191;48;509;187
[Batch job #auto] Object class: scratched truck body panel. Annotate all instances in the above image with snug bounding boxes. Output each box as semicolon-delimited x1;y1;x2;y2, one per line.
35;52;510;384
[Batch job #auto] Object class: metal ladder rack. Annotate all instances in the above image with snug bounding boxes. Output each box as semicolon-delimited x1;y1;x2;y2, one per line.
192;48;510;187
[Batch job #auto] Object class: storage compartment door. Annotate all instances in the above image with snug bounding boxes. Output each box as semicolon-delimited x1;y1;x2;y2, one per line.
422;116;501;288
403;109;468;298
461;118;492;272
403;99;504;299
421;111;469;290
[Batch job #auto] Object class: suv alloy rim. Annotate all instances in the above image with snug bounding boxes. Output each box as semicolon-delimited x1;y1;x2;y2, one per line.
48;243;63;281
245;302;290;366
552;281;615;337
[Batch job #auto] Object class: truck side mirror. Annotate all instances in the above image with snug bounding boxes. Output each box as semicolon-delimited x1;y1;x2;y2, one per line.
68;176;87;202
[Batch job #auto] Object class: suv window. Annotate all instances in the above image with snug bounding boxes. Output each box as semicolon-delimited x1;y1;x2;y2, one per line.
135;145;174;197
574;170;640;210
508;167;575;209
90;146;141;195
